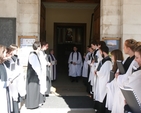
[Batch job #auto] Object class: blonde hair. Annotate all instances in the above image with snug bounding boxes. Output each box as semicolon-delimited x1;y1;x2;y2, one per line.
125;39;137;52
136;41;141;47
10;44;18;50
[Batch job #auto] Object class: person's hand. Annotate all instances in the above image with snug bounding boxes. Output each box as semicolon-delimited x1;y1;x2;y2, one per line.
91;60;95;63
115;72;119;78
73;62;76;65
124;100;127;104
94;70;97;75
83;55;86;59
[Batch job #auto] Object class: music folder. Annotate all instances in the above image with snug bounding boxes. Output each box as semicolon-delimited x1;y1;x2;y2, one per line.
117;60;125;74
10;63;15;71
17;59;19;65
120;87;141;113
109;70;115;82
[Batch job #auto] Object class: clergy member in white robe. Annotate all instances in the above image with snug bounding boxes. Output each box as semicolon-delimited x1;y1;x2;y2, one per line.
38;42;51;97
94;45;112;113
89;41;103;97
48;49;57;81
68;45;83;82
82;46;91;81
25;41;44;109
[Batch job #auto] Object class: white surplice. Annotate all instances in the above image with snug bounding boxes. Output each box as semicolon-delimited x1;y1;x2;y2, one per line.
96;60;112;103
38;50;49;94
48;54;57;81
68;52;83;77
124;69;141;103
111;60;138;113
82;52;91;78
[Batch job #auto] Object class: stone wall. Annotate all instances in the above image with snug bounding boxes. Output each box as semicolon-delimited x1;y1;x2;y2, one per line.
100;0;141;57
18;0;40;40
0;0;40;44
100;0;121;38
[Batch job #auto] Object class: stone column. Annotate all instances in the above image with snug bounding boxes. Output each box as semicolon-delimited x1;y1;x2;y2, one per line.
100;0;121;39
121;0;141;43
18;0;41;40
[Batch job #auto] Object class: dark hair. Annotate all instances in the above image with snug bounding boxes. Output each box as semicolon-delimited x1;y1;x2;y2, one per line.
6;47;14;54
41;41;48;47
98;41;106;47
100;45;109;54
33;41;41;50
111;49;124;72
87;45;91;48
91;40;98;46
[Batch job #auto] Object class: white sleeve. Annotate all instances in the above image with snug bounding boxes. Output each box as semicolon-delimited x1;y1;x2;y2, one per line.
76;52;82;65
29;53;42;77
39;51;50;66
97;61;112;77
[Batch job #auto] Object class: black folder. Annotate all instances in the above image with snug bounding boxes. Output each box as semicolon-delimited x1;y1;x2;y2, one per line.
120;87;141;113
109;70;115;82
117;60;125;74
10;63;15;71
17;59;19;65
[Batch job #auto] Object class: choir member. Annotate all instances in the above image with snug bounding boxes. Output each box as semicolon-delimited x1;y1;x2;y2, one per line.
105;49;124;113
0;45;12;113
111;39;138;113
94;45;112;113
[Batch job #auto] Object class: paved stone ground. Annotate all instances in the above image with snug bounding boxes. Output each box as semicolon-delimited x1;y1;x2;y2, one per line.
20;66;95;113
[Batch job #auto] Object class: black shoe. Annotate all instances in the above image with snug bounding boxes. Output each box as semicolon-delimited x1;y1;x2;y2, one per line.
45;94;49;97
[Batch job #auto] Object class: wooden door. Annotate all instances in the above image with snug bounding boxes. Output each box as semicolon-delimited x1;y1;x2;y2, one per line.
93;4;100;42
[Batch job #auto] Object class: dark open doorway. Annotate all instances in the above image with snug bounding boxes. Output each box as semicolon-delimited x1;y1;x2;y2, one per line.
54;23;86;73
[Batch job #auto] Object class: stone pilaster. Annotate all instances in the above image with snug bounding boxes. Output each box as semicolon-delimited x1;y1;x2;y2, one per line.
121;0;141;43
18;0;41;40
100;0;121;39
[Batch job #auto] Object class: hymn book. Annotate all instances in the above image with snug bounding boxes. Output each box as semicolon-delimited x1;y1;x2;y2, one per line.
117;60;125;74
109;70;115;82
120;87;141;113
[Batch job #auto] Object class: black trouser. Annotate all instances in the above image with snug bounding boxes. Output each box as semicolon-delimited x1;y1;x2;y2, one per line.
70;76;78;82
82;77;88;86
94;95;107;113
124;104;132;113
